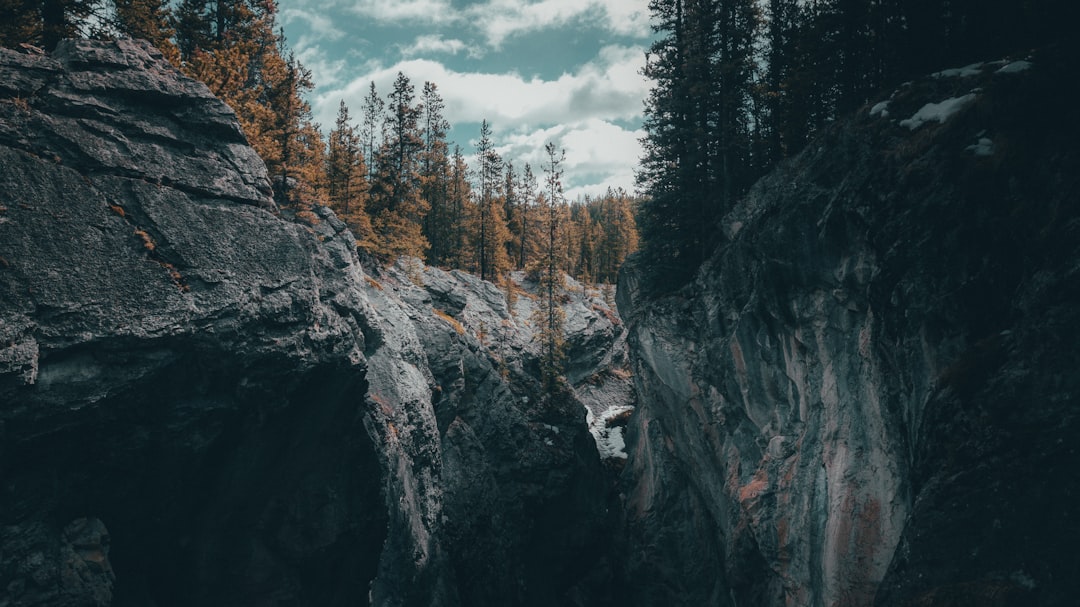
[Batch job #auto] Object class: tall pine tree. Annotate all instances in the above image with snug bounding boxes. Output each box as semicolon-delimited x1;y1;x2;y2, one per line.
472;119;510;282
637;0;759;291
419;81;453;266
516;163;538;271
369;72;428;259
533;142;567;393
326;99;373;246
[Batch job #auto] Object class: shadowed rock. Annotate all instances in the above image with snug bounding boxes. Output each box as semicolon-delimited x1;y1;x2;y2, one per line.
0;39;624;607
617;47;1080;607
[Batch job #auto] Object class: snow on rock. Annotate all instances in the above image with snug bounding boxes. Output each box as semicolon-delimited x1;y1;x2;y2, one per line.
932;62;985;78
899;93;977;130
585;404;633;459
870;100;891;117
965;137;995;156
997;60;1033;74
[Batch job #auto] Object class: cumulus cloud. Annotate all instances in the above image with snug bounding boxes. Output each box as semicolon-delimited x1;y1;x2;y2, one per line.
339;0;649;47
314;44;647;128
293;1;652;195
465;0;652;47
311;42;648;197
294;46;352;91
281;8;346;41
496;119;643;199
398;34;484;59
348;0;459;24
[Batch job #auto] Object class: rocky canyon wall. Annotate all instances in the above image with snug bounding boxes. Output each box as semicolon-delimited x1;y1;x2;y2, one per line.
0;39;630;607
617;48;1080;606
4;36;1077;607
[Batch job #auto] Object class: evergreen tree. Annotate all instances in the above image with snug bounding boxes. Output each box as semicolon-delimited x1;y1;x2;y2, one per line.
637;0;759;291
516;163;538;270
0;0;43;48
532;142;567;393
445;144;473;268
369;72;428;259
570;202;598;283
587;187;639;284
176;1;328;215
419;81;453;266
113;0;179;63
359;81;384;185
472;119;510;282
327;99;373;246
763;0;808;159
0;0;103;49
502;161;521;267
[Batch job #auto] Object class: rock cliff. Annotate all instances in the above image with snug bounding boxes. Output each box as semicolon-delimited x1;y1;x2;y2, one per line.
0;39;629;607
617;48;1080;606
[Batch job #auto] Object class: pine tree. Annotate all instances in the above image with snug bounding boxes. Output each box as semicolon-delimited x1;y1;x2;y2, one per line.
600;188;640;283
444;145;473;268
359;81;384;185
369;72;428;259
516;163;538;271
532;142;567;393
763;0;808;159
327;99;373;246
0;0;104;49
472;119;510;282
175;0;329;215
502;161;520;267
637;0;760;291
0;0;43;48
419;81;453;266
174;0;210;60
113;0;179;63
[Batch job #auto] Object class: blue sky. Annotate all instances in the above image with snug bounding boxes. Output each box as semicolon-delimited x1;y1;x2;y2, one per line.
277;0;653;200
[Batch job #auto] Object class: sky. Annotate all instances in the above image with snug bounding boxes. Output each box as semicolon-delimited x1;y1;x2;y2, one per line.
276;0;654;200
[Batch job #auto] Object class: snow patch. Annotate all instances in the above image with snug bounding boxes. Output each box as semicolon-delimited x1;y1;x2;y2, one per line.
586;404;633;460
965;137;994;156
899;94;977;130
870;100;890;118
933;62;985;78
997;60;1032;74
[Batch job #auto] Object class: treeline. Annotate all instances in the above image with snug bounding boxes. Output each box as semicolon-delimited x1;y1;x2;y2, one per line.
326;82;639;286
0;0;639;288
637;0;1079;291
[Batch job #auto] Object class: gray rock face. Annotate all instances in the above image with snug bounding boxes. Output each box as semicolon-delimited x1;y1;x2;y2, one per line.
617;49;1080;606
0;39;624;607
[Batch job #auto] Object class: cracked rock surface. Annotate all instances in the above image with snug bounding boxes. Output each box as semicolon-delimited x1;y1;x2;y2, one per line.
616;47;1080;607
0;39;626;607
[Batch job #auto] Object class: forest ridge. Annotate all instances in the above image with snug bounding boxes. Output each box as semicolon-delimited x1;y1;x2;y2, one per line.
2;0;1076;295
0;0;640;289
637;0;1075;290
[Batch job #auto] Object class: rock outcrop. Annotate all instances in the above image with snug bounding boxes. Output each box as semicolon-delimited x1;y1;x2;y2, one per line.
0;39;628;607
617;48;1080;606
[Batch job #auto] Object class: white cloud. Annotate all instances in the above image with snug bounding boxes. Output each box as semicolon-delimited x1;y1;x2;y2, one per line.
398;34;484;59
348;0;459;24
281;8;346;41
294;46;351;91
593;0;653;37
466;0;652;47
496;119;643;200
295;0;653;196
337;0;650;48
314;44;647;129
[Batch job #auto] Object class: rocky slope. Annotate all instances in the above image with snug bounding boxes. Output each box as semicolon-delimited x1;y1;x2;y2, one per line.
0;39;630;607
617;48;1080;606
